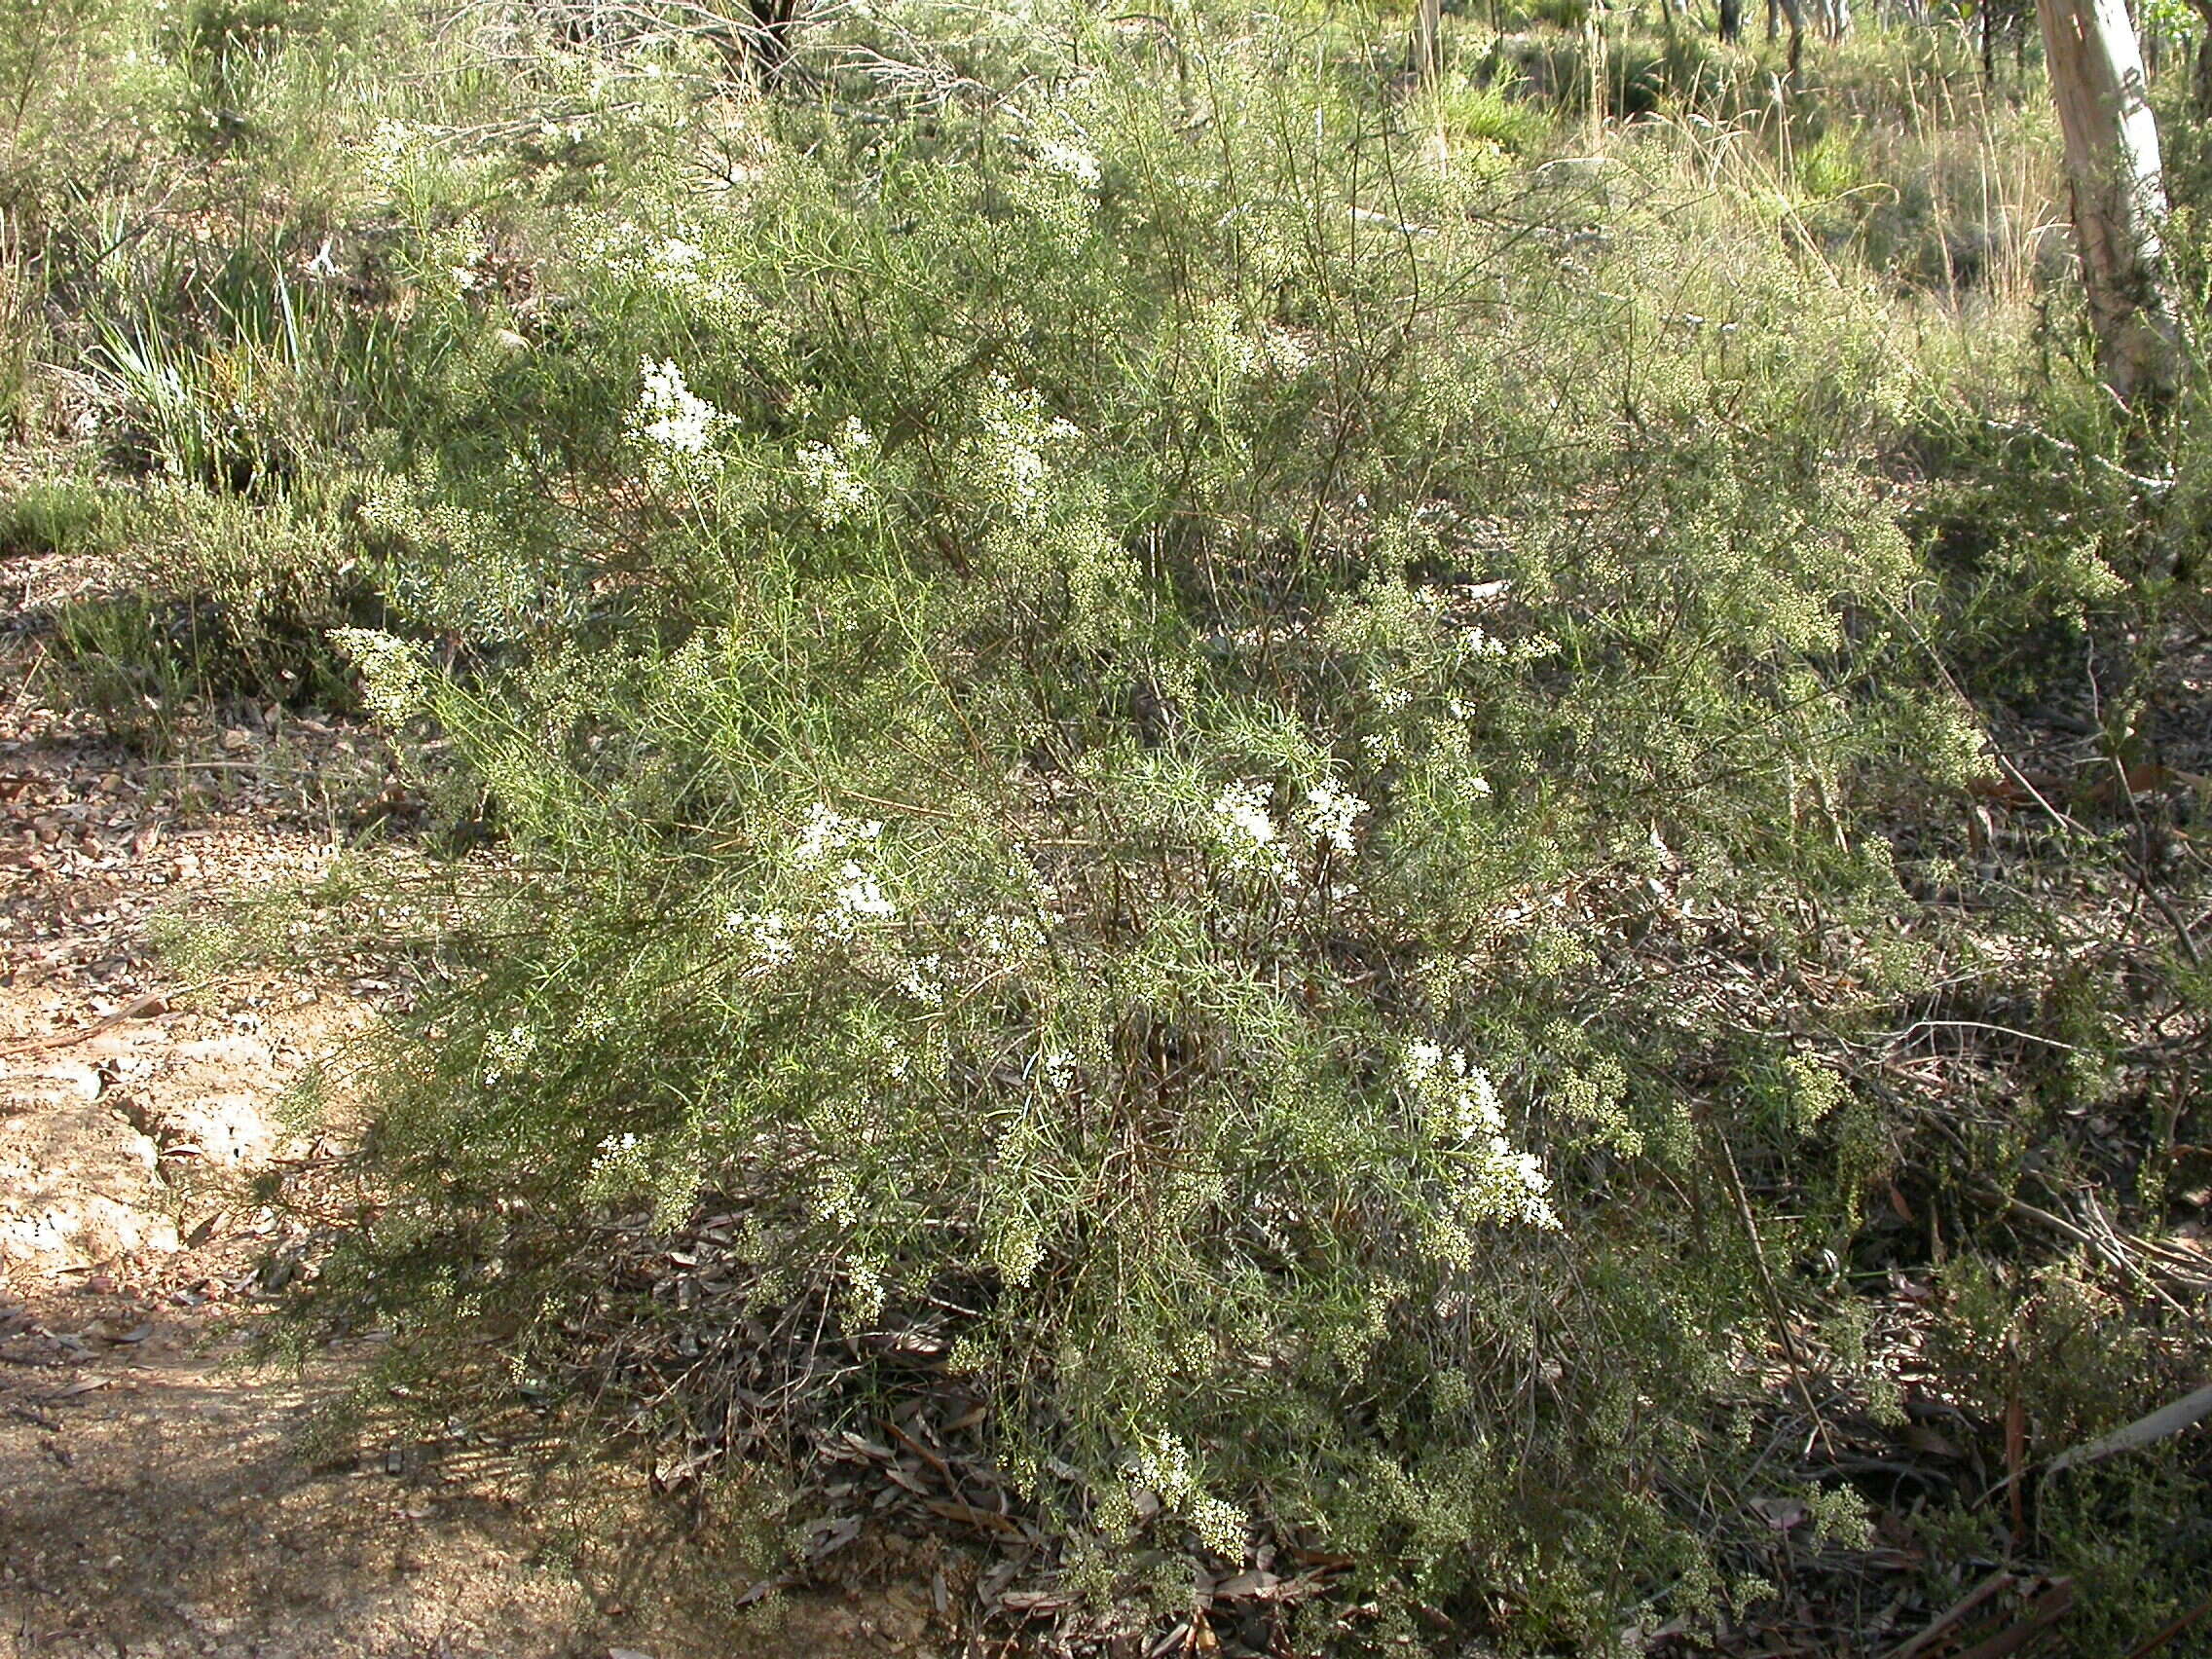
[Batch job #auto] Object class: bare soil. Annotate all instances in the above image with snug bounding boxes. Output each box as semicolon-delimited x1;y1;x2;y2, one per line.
1;559;939;1659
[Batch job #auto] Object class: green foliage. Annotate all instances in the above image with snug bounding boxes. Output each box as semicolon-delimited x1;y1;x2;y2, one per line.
0;472;121;556
1420;70;1555;156
7;0;2209;1649
273;15;2053;1646
40;476;374;741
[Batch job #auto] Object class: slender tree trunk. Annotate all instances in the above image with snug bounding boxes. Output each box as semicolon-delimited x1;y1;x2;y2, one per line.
1412;0;1443;85
2191;0;2212;114
1584;5;1609;134
2037;0;2184;400
1776;0;1805;72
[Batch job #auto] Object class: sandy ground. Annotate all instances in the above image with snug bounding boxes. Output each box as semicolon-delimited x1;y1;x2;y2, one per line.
0;568;940;1658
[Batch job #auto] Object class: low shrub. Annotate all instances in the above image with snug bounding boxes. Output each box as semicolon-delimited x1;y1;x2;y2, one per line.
294;19;2048;1648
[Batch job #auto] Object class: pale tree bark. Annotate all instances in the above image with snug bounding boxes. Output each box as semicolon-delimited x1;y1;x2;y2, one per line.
2037;0;2184;401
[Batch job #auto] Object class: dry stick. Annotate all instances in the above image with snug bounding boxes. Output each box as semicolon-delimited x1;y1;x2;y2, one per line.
1713;1129;1832;1456
0;992;185;1061
1983;1182;2193;1320
2097;736;2209;969
2075;1190;2207;1312
1882;1568;2017;1659
2122;1593;2212;1659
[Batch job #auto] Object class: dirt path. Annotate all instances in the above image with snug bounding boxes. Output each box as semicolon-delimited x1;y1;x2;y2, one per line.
0;582;933;1658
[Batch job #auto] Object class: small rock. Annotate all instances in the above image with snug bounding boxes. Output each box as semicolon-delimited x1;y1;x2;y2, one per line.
53;1061;103;1100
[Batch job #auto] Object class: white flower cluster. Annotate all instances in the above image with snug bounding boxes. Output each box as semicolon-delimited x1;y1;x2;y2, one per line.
648;237;709;286
991;1210;1046;1287
480;1023;537;1088
585;1130;649;1199
1198;306;1313;382
1458;621;1509;659
576;219;746;308
718;803;907;964
976;912;1048;963
826;862;896;934
974;379;1081;524
632;358;719;456
796;805;898;937
1262;324;1314;373
1403;1042;1557;1228
795;416;878;526
1209;778;1377;878
360;118;424;193
793;802;882;866
898;954;944;1007
1211;779;1290;878
1300;780;1368;855
1130;1435;1247;1560
722;907;793;967
1034;138;1100;186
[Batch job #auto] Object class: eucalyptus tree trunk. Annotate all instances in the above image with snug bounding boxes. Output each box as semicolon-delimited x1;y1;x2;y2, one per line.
2038;0;2184;401
1775;0;1805;73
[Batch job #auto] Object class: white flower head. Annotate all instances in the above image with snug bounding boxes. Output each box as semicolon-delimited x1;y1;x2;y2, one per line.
792;803;881;866
480;1022;537;1088
797;417;877;525
1263;325;1313;373
1036;138;1100;186
1404;1040;1445;1087
1302;780;1369;855
1211;780;1293;880
723;908;794;967
899;953;944;1007
331;628;431;725
1459;622;1509;659
633;357;719;456
361;119;423;191
1401;1042;1555;1228
977;913;1047;963
827;860;896;930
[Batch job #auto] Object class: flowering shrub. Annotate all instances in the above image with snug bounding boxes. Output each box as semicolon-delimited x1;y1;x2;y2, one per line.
305;9;2008;1648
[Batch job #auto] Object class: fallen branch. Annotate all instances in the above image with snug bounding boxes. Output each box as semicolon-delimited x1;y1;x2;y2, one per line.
0;993;173;1060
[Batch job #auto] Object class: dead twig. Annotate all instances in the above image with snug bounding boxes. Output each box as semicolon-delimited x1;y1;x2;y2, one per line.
1712;1128;1832;1455
2121;1594;2212;1658
0;992;180;1059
